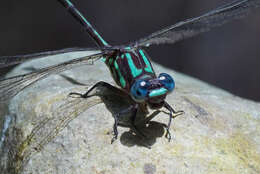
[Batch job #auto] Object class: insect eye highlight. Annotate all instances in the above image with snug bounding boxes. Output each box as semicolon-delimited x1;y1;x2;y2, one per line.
158;73;175;92
140;81;146;87
130;79;150;102
159;76;166;80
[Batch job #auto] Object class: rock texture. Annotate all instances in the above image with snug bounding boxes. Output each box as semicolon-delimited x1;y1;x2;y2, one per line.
0;51;260;174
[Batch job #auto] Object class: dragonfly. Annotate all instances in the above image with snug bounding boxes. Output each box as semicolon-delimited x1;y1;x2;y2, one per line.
0;0;259;143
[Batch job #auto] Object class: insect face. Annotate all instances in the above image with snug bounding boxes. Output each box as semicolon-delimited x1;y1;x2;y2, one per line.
130;73;175;109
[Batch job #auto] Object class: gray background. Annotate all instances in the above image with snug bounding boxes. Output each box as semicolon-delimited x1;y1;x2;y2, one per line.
0;0;260;101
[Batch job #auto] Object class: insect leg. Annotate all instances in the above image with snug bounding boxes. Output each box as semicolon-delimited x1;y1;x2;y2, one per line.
129;104;149;138
69;81;123;98
68;81;135;143
69;82;146;142
111;104;138;144
164;102;184;142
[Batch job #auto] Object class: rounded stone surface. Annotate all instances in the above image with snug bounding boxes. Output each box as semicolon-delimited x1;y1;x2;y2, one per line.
0;51;259;174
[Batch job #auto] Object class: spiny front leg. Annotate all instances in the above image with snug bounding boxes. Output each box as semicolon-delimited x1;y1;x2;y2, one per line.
68;81;122;98
164;101;184;142
67;81;135;143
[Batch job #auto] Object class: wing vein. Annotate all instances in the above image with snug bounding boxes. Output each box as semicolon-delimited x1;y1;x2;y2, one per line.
0;52;105;102
131;0;260;48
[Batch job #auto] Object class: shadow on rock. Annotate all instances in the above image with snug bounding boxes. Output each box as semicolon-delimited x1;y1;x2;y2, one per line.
82;82;168;148
120;121;166;148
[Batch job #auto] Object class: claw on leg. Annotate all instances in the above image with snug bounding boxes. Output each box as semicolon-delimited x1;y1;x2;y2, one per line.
111;114;119;144
68;92;84;98
165;128;172;142
111;134;118;144
172;110;185;118
164;102;184;142
164;109;184;142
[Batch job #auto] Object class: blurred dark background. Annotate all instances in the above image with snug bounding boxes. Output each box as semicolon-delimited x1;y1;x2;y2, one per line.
0;0;260;101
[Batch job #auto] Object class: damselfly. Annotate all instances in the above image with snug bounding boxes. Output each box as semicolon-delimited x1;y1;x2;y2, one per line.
1;0;259;143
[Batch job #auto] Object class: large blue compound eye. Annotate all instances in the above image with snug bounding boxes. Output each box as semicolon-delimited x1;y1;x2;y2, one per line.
130;79;150;102
158;73;175;92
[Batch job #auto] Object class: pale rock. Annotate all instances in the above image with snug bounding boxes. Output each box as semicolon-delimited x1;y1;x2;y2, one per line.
0;51;259;174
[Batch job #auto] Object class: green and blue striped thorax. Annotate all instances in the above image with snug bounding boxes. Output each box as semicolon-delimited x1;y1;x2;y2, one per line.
58;0;176;109
105;48;175;108
105;48;155;90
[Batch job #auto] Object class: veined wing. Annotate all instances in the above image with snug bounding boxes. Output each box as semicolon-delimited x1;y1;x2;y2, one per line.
16;94;102;171
130;0;260;48
0;52;106;102
0;47;99;68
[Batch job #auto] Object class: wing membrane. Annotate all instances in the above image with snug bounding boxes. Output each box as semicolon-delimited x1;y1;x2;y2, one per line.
0;47;99;68
0;52;105;102
130;0;260;48
17;95;102;170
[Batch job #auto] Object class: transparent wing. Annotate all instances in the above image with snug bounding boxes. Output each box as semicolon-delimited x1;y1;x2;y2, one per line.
0;52;105;102
16;95;102;171
0;47;99;68
130;0;260;48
